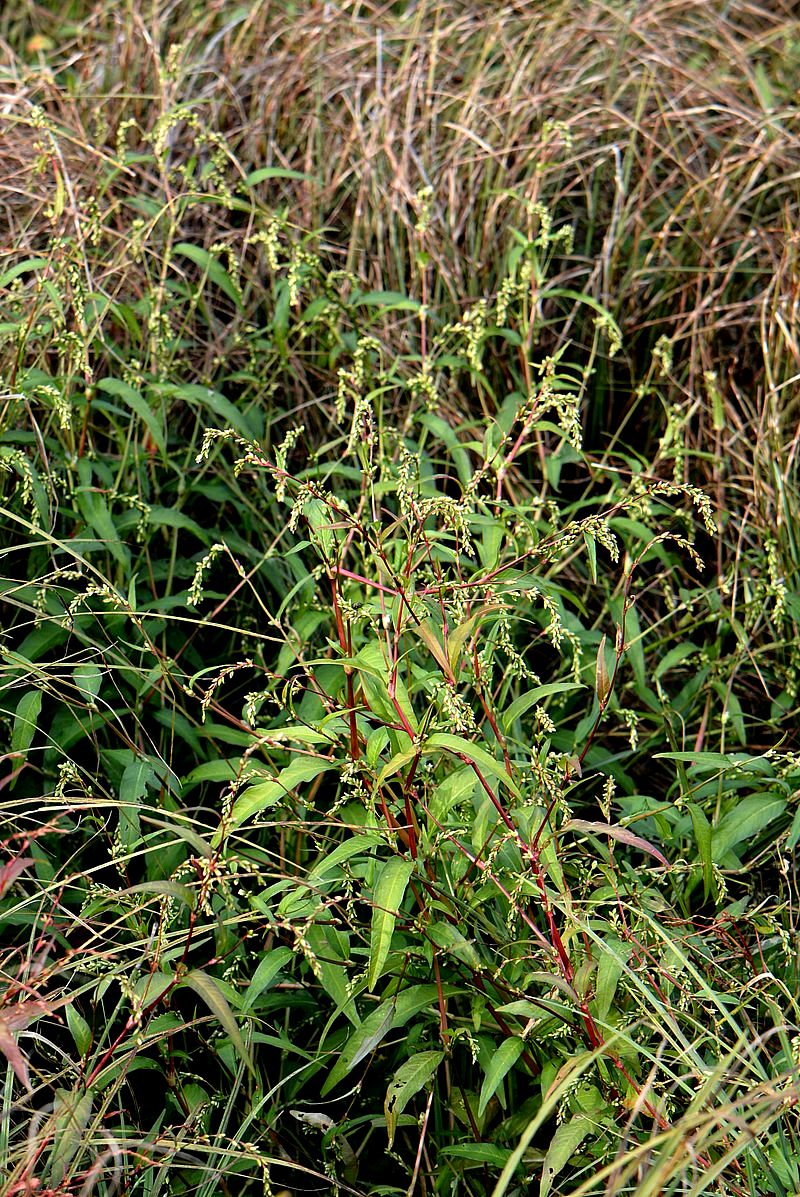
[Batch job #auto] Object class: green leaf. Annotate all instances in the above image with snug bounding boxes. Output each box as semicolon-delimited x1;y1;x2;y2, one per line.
133;971;174;1007
583;530;597;583
306;923;360;1026
145;506;207;537
0;258;49;287
123;880;196;908
712;795;786;863
355;642;418;733
377;745;420;788
427;921;482;969
241;947;294;1011
412;620;454;681
366;726;389;767
441;1143;512;1167
182;758;245;791
179;969;254;1075
322;984;450;1094
329;1003;394;1092
652;643;697;681
502;683;585;732
173;242;242;309
688;802;714;899
385;1051;443;1148
427;732;520;797
11;689;42;761
244;166;312;185
221;757;336;839
430;766;476;820
141;817;213;859
308;832;383;880
73;662;103;707
541;288;621;339
65;1005;92;1056
354;290;420;311
47;1089;93;1187
368;856;415;991
119;758;151;854
753;61;776;112
478;1037;524;1117
712;679;746;746
302;496;337;561
96;378;167;456
540;1114;592;1197
446;604;499;673
593;937;630;1022
492;1051;598;1197
75;485;129;567
655;750;760;771
155;382;256;438
787;807;800;851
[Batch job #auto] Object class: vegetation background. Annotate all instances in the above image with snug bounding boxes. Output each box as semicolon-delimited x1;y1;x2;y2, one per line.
1;1;800;1194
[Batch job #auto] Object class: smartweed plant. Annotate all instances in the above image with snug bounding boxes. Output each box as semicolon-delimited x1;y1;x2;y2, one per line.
1;6;800;1194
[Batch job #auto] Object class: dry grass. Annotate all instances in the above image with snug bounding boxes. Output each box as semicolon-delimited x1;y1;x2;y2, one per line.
4;1;799;403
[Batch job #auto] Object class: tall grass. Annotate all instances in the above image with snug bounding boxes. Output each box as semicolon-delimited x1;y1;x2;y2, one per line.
1;2;799;1194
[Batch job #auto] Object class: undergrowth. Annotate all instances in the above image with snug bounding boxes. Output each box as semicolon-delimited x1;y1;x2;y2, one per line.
1;2;800;1196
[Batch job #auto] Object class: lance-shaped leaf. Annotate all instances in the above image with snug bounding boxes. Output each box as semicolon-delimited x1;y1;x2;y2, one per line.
219;756;336;841
368;856;414;991
478;1036;524;1117
322;984;452;1095
385;1051;443;1148
595;634;611;706
12;689;42;758
540;1114;592;1197
562;820;669;868
48;1089;94;1186
241;947;294;1012
427;732;520;797
179;969;254;1076
11;690;42;787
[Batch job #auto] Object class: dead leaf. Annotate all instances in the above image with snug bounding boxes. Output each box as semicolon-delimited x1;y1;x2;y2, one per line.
0;998;51;1091
0;855;34;899
562;820;669;868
